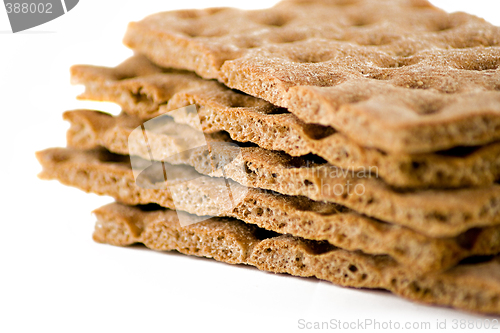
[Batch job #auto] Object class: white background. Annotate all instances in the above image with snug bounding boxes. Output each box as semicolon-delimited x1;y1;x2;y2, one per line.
1;1;500;332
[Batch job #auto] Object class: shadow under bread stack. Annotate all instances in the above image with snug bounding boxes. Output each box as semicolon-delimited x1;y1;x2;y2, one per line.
36;0;500;314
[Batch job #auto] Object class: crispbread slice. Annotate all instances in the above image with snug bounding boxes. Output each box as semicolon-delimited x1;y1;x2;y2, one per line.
35;147;500;237
71;56;500;189
93;202;500;315
36;147;500;274
60;112;500;237
123;0;500;154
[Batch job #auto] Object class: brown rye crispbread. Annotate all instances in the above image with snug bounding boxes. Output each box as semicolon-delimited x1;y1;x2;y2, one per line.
71;56;500;189
123;0;500;154
93;202;500;315
60;112;500;237
35;147;500;273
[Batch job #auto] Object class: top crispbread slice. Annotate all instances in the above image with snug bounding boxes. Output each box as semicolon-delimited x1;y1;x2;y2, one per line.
123;0;500;154
94;202;500;315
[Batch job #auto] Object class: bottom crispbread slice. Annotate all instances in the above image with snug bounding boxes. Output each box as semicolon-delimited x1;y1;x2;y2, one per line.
36;147;500;273
93;202;500;315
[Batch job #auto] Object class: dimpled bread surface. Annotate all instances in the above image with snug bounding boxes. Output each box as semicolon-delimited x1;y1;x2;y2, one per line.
123;0;500;154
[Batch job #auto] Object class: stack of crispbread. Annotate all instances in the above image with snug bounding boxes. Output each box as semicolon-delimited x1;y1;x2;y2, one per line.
36;0;500;314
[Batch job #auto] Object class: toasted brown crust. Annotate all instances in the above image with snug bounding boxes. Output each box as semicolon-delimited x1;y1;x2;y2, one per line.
71;56;500;189
93;202;500;315
123;0;500;154
36;146;500;272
